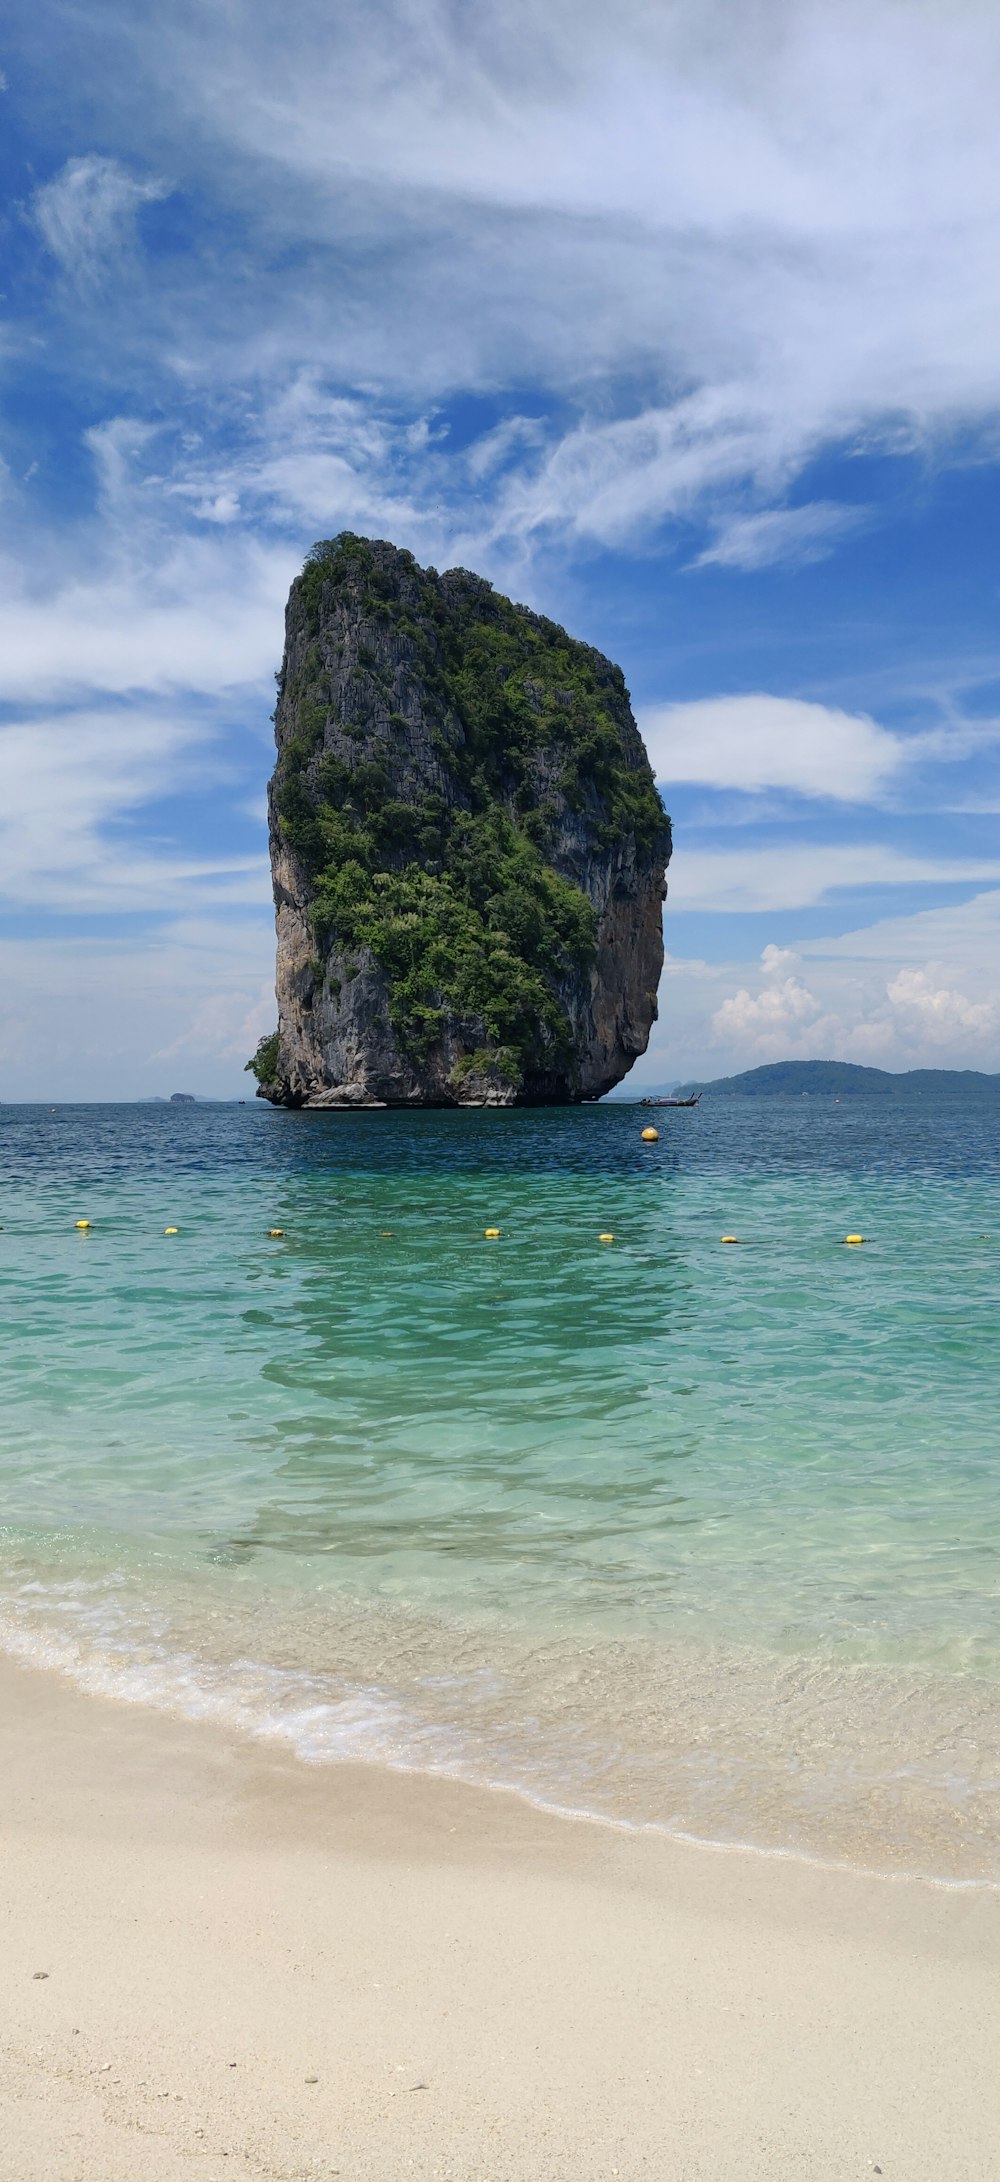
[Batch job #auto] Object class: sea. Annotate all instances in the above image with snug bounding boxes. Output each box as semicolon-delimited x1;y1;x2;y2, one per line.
2;1095;998;1883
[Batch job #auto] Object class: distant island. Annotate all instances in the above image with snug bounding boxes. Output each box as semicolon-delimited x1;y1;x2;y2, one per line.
667;1060;1000;1098
139;1093;218;1104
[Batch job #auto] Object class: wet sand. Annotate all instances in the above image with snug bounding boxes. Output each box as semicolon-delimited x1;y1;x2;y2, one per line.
2;1651;999;2180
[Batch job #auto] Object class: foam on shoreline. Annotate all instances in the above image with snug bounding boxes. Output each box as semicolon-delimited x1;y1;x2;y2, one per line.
3;1558;998;1887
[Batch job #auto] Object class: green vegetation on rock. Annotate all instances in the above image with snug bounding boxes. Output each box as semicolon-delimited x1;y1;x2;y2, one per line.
271;533;670;1091
310;813;596;1070
244;1030;280;1085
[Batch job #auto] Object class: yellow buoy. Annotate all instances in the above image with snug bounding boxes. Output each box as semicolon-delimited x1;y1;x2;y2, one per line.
484;1227;501;1238
599;1232;615;1243
75;1219;90;1230
845;1233;865;1246
164;1227;179;1235
641;1127;659;1142
268;1228;284;1238
721;1235;739;1244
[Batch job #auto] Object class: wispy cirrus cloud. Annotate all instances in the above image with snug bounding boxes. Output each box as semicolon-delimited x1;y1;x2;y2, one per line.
21;0;1000;546
691;502;866;572
0;919;275;1100
0;706;269;914
670;844;1000;916
32;155;171;288
0;543;291;703
80;0;1000;539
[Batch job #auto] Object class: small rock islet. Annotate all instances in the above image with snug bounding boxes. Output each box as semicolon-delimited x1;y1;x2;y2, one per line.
251;535;671;1107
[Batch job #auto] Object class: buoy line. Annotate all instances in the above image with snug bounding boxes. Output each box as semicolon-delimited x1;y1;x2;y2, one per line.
49;1224;959;1247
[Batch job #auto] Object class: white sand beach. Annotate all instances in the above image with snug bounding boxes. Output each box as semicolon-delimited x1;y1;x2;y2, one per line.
2;1652;999;2181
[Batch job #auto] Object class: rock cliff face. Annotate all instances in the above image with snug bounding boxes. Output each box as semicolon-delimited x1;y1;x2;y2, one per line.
256;535;671;1108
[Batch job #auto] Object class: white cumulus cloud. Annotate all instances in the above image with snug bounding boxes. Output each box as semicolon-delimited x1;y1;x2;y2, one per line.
712;972;822;1049
638;904;1000;1085
885;967;998;1048
641;695;904;802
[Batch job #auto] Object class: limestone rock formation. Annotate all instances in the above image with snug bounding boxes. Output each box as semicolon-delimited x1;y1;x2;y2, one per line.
254;535;671;1108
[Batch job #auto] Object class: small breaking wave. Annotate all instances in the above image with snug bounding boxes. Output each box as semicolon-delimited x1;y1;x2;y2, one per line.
2;1562;1000;1890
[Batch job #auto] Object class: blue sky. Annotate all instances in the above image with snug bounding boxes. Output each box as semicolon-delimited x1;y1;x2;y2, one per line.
4;0;1000;1097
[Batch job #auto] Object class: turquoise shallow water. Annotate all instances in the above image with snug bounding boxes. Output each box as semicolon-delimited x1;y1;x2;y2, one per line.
2;1098;999;1877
